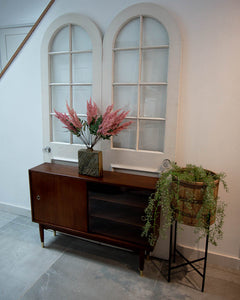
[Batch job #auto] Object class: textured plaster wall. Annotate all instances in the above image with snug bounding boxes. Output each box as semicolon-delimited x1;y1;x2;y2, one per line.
0;0;239;263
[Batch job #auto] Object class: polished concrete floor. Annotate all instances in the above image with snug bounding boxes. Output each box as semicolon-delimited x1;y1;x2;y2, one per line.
0;210;239;300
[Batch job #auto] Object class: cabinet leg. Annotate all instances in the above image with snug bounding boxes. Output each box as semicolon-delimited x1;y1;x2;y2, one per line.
146;248;151;260
139;250;145;276
39;224;44;248
53;230;56;236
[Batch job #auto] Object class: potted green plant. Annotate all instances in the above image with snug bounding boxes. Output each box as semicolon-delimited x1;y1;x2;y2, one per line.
142;162;228;246
54;98;133;177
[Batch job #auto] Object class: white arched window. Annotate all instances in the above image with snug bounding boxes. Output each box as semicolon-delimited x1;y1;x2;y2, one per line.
112;16;169;152
102;3;181;174
41;14;102;162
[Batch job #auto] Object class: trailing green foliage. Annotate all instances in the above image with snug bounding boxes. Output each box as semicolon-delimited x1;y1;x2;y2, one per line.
142;162;228;247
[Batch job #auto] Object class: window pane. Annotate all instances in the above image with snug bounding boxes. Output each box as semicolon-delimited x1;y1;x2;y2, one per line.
115;18;140;48
52;116;70;143
139;120;165;152
112;121;136;149
72;53;92;83
114;50;139;83
51;86;70;113
51;25;69;52
72;25;92;51
141;49;168;82
50;54;69;83
140;85;167;118
72;86;92;115
142;17;169;46
113;86;138;117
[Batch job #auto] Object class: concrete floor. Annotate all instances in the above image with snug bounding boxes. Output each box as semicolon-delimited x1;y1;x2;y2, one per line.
0;210;239;300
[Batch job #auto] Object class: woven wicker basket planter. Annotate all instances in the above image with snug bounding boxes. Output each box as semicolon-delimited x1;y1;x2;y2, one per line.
171;170;220;227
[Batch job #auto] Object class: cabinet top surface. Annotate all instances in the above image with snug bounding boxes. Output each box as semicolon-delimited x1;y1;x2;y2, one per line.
29;163;158;190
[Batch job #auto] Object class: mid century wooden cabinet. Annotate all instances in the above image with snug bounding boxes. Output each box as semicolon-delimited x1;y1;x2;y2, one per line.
29;163;159;274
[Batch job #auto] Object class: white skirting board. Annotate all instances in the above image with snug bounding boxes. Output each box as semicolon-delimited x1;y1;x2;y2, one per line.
0;202;31;217
176;244;240;271
0;202;239;271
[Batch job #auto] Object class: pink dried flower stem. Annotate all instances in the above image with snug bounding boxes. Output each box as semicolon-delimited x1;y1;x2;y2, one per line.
87;97;98;125
78;131;90;148
54;110;79;134
54;99;133;150
54;108;89;147
91;135;101;149
97;104;133;137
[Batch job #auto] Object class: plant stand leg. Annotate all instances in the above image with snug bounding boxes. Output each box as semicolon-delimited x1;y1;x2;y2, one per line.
168;223;173;282
39;224;44;248
202;232;209;292
173;221;177;263
167;220;209;292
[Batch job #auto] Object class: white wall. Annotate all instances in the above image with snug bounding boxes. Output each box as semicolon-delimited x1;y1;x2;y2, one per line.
0;0;239;265
0;0;49;26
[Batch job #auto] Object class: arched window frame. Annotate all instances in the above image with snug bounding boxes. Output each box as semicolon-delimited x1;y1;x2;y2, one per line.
102;3;182;173
41;14;102;162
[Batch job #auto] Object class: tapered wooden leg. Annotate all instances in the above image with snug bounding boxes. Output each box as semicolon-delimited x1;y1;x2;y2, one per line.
146;248;150;260
39;224;44;248
139;250;145;276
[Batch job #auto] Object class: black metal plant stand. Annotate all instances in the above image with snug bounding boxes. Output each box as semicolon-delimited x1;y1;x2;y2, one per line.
167;220;209;292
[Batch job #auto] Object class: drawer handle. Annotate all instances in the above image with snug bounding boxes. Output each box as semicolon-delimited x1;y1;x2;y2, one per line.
36;195;41;201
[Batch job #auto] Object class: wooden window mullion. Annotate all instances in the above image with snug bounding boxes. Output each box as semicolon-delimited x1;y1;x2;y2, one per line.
136;16;143;151
68;24;73;144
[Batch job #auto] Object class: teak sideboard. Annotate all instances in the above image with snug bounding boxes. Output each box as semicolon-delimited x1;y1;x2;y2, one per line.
29;163;159;274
